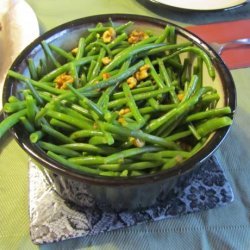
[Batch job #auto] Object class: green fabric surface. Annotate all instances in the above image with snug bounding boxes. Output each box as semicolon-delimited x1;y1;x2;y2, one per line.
1;0;250;249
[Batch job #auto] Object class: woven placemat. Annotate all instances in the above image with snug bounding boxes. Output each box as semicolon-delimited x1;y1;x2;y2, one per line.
29;156;233;244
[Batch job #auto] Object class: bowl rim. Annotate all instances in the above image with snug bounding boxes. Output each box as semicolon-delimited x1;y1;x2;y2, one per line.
2;13;237;186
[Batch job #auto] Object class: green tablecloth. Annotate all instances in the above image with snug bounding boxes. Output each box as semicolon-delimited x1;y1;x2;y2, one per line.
1;1;250;249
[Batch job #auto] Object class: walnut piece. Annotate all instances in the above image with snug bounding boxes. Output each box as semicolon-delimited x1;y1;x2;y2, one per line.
54;73;74;89
128;30;149;44
102;28;116;43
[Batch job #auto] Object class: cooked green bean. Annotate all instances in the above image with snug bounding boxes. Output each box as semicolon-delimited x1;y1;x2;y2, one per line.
41;40;61;68
41;124;75;144
122;82;145;126
3;101;26;113
47;151;100;175
27;58;38;80
50;118;76;131
49;44;75;61
0;109;27;138
186;107;231;122
38;141;81;157
19;116;35;133
30;130;44;143
62;143;117;155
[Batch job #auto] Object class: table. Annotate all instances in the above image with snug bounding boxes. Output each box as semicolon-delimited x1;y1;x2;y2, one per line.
1;0;250;249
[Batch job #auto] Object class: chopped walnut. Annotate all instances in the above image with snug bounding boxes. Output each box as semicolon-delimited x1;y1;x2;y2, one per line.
102;72;111;80
102;27;116;43
118;117;126;125
140;64;150;71
71;47;78;56
135;64;150;81
118;108;130;116
128;30;149;44
101;57;112;65
129;137;145;148
127;76;137;89
177;92;184;101
54;73;74;89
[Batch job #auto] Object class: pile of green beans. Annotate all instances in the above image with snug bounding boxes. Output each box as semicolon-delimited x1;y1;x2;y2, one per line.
1;20;233;177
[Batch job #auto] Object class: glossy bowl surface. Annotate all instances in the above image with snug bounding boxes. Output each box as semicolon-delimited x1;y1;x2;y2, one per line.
2;14;236;211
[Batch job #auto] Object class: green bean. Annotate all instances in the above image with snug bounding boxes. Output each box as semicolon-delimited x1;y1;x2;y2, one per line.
101;42;165;73
41;40;61;68
145;87;211;133
196;116;232;137
98;164;121;171
64;102;92;119
41;124;74;144
19;116;35;133
87;60;97;81
30;130;44;143
39;56;97;82
70;63;80;88
58;105;93;123
181;58;191;85
108;32;128;49
89;135;109;145
181;75;199;102
89;48;106;80
25;95;36;122
99;171;120;177
38;141;81;157
49;44;75;61
122;82;145;126
37;91;53;102
50;118;76;131
162;157;183;170
24;78;44;105
108;86;174;108
158;58;179;103
76;37;86;59
124;161;162;170
115;21;134;33
186;107;231;122
8;96;19;103
188;123;201;140
190;137;208;156
3;101;26;113
47;151;100;175
105;146;162;164
62;143;117;155
146;42;192;56
102;122;179;149
8;70;66;95
70;130;103;140
85;23;103;45
112;85;156;100
124;104;177;118
27;58;38;80
145;57;165;89
67;84;104;118
165;130;192;141
0;109;27;138
155;25;171;43
46;110;93;130
68;155;105;165
162;46;216;79
79;60;145;93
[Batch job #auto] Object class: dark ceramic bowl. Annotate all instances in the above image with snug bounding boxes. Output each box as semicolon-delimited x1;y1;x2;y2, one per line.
2;14;236;211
